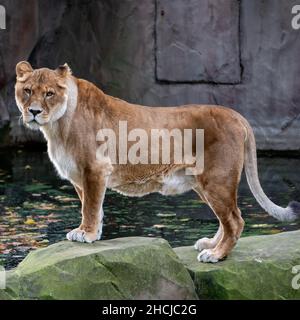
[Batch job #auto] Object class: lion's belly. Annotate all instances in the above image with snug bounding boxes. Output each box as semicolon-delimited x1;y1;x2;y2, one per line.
108;170;196;197
160;173;196;195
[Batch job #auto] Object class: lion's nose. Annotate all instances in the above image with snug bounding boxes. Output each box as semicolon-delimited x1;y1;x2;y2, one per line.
29;109;42;117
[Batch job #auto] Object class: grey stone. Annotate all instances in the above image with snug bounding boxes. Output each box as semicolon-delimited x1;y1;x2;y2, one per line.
175;230;300;300
3;237;198;300
0;0;300;150
156;0;241;83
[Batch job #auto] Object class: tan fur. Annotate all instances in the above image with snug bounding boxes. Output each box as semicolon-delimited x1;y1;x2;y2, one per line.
15;61;299;263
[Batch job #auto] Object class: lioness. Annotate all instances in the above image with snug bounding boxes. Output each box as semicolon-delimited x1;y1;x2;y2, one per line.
15;61;300;263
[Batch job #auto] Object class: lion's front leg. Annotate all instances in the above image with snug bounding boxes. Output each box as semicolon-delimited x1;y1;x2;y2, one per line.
67;165;108;243
73;184;104;240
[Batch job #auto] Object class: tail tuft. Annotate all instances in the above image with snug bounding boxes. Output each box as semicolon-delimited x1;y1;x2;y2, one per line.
242;116;300;223
287;201;300;220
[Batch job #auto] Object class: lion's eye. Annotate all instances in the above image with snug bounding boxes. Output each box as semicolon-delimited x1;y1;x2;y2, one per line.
24;88;31;95
46;91;54;98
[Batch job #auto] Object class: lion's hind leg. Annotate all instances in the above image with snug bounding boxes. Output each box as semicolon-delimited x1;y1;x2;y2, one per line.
197;182;244;263
193;186;223;252
193;163;245;262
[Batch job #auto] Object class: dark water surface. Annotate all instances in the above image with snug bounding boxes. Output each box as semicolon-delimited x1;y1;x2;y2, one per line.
0;149;300;269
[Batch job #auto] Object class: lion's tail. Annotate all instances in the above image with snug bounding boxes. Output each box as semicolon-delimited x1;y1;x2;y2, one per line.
243;119;300;222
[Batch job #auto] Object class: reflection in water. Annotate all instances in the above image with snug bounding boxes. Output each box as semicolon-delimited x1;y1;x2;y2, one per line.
0;149;300;269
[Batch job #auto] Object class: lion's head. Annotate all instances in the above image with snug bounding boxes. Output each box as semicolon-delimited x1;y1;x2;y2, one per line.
15;61;72;130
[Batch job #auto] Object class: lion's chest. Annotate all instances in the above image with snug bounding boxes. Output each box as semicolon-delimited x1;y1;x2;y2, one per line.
48;143;80;185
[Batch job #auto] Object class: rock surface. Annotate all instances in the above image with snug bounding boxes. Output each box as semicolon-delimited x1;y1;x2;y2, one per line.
156;0;241;83
175;230;300;300
3;237;197;300
1;231;300;300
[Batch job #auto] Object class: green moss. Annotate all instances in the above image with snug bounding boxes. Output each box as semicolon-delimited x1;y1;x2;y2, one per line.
175;230;300;300
4;237;197;300
3;231;300;300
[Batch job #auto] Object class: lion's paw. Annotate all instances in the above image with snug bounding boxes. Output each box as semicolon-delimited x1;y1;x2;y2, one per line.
197;249;220;263
66;227;101;243
194;237;211;251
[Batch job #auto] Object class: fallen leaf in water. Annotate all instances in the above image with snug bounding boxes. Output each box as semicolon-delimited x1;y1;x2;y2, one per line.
38;239;49;244
24;218;37;225
268;229;281;234
55;196;79;202
120;225;135;229
156;213;176;218
36;224;49;229
59;185;73;190
179;218;190;222
40;203;58;210
153;224;165;229
62;204;79;208
11;242;22;246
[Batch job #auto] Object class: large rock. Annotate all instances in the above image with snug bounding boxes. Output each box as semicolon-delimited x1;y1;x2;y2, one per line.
3;237;197;300
175;230;300;300
2;232;300;300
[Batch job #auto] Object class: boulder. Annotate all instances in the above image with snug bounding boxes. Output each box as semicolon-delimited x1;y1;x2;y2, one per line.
3;237;197;300
174;230;300;300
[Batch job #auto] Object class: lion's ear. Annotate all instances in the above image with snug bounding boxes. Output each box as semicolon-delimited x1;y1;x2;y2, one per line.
56;63;72;77
16;61;33;81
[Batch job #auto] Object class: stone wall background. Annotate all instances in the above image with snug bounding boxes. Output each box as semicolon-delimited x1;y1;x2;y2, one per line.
0;0;299;149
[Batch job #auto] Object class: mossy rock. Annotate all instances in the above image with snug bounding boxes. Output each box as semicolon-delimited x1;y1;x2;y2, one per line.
174;230;300;300
3;237;197;300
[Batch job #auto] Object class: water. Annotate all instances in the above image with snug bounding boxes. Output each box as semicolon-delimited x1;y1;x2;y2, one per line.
0;148;300;269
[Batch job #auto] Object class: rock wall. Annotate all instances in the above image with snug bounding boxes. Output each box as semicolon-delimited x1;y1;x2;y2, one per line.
0;0;300;149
